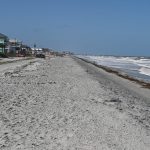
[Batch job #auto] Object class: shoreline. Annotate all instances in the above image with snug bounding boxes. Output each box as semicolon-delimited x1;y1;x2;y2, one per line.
75;56;150;89
73;56;150;103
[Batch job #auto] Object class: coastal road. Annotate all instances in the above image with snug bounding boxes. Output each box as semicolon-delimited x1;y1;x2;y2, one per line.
0;56;150;149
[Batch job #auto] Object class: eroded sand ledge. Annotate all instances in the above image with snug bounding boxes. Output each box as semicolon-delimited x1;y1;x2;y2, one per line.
0;56;150;149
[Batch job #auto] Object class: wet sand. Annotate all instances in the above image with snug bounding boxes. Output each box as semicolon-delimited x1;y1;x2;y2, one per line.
0;56;150;149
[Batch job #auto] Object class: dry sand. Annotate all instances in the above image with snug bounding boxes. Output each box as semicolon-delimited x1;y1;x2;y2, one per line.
0;56;150;150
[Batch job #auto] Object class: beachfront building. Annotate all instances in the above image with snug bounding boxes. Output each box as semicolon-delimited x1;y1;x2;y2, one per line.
0;33;9;54
21;45;32;56
8;39;22;54
31;48;43;55
0;34;32;57
7;39;32;56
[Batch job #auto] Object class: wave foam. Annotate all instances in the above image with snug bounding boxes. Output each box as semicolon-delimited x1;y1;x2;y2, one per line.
139;67;150;76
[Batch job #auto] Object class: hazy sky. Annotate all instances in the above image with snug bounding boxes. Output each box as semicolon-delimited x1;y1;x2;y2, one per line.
1;0;150;56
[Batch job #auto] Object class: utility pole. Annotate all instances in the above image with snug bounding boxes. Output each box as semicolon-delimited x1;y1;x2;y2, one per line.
34;43;36;55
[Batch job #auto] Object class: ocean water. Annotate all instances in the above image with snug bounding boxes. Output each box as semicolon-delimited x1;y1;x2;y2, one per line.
78;55;150;83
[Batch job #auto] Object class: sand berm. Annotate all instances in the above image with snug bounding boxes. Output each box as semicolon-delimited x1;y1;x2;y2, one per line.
0;56;150;150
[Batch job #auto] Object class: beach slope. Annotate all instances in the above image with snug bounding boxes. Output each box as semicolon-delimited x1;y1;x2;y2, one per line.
0;56;149;149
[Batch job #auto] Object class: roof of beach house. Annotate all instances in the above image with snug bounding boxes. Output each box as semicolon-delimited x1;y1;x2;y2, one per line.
0;33;8;39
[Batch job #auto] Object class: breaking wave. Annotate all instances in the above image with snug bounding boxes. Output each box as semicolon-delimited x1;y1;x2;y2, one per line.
78;55;150;82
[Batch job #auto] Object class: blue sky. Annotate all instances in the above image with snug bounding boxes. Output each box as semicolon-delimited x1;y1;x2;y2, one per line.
1;0;150;56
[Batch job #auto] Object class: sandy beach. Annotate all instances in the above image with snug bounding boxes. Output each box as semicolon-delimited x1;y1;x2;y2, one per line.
0;56;150;149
